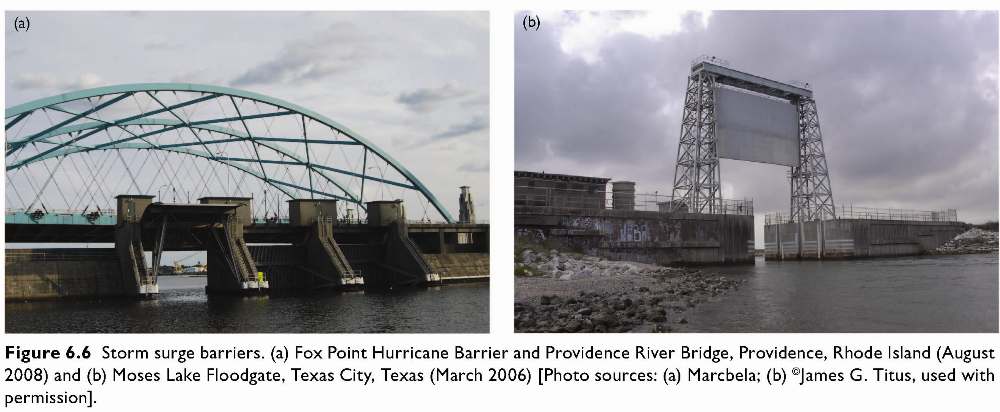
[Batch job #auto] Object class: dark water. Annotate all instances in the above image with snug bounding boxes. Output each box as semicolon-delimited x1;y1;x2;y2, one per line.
5;277;489;333
681;253;998;333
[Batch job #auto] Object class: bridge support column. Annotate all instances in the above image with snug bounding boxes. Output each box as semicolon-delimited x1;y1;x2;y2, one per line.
199;197;266;295
289;199;363;289
114;195;159;297
366;200;438;288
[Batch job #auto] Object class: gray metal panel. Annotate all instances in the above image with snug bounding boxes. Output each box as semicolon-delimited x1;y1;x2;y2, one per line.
715;87;799;167
695;62;813;98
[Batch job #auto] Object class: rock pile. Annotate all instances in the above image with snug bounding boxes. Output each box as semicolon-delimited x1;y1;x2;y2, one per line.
514;249;742;333
516;249;683;280
933;228;998;255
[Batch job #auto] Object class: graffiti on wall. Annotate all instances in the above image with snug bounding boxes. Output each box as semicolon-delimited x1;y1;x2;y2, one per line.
515;227;546;243
659;220;682;243
562;216;652;243
620;222;649;242
566;216;600;231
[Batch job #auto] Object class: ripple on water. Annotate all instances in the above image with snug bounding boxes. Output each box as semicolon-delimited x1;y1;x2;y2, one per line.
676;254;998;333
6;276;489;333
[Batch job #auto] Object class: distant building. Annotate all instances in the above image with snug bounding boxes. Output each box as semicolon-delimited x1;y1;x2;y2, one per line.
514;171;610;210
458;186;476;244
459;186;475;223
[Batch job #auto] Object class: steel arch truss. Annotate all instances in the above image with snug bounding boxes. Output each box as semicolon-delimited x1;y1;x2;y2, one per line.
5;83;454;222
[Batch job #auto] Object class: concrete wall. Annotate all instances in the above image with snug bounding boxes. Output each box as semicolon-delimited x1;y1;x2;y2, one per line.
288;199;337;226
204;217;261;294
422;253;490;282
199;197;253;225
5;249;132;300
515;206;754;265
764;219;967;260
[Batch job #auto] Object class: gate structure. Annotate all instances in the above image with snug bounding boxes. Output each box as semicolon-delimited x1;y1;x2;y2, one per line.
671;56;835;222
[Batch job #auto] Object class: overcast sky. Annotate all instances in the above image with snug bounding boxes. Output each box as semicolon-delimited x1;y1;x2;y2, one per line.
516;11;998;243
5;11;490;221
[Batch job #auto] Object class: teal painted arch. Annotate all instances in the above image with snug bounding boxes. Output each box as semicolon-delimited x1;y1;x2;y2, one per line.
5;83;454;222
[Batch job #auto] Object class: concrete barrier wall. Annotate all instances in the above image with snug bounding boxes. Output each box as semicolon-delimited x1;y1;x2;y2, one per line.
764;219;966;260
5;249;131;300
515;206;754;265
422;253;490;281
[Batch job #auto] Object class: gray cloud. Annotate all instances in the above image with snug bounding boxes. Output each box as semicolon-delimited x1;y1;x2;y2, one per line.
232;23;369;86
516;11;998;224
143;40;178;51
6;11;489;223
458;161;489;173
397;83;471;112
12;73;103;91
460;94;490;108
431;116;488;141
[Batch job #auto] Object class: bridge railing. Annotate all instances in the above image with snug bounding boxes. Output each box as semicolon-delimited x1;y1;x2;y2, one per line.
765;206;959;225
252;217;292;225
5;209;481;226
514;186;753;216
6;208;116;225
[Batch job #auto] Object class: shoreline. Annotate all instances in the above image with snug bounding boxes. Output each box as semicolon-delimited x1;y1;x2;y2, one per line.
514;249;743;333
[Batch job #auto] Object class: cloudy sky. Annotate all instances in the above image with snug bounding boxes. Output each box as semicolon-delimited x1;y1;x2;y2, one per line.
6;11;489;221
516;11;998;242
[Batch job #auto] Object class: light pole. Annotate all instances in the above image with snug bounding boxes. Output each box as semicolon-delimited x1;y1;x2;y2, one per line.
156;184;170;202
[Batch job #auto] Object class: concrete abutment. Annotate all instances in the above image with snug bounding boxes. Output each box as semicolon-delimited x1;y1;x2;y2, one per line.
764;219;967;260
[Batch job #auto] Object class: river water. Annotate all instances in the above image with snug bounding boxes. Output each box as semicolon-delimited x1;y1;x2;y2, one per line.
5;277;489;333
679;253;998;333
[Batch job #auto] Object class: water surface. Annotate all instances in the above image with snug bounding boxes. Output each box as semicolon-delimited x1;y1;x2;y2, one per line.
681;253;998;332
6;276;489;333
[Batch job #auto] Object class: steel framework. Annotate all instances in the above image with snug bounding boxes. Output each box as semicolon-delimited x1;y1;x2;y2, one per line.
670;59;836;221
670;71;722;214
5;83;454;222
790;97;836;221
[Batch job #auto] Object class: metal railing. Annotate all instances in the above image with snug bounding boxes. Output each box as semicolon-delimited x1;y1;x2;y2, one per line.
765;205;959;225
5;208;116;225
514;186;753;216
788;80;813;90
4;208;479;226
252;217;292;225
691;54;730;67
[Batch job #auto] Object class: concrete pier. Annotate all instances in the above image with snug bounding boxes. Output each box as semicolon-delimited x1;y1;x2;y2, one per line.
764;219;967;260
6;195;490;300
191;197;265;294
114;195;159;297
252;199;362;290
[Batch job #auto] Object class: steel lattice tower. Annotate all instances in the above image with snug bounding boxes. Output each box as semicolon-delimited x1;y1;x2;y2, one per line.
671;58;835;221
670;71;722;214
790;97;836;221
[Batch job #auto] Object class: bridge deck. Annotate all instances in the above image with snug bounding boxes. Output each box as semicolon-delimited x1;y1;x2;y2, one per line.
6;221;489;248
